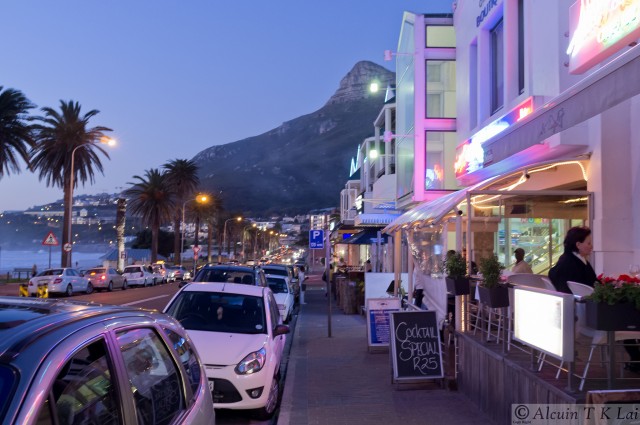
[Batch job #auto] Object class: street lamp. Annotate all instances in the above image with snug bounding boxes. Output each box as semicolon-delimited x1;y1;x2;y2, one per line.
220;217;242;263
66;136;116;267
181;194;209;263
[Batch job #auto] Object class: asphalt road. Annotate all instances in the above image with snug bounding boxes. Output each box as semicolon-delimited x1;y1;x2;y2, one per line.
0;280;296;425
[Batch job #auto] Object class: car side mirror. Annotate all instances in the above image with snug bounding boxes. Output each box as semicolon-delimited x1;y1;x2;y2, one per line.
274;324;290;337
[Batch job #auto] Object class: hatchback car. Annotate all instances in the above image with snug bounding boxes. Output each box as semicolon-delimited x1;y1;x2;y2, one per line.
170;265;192;281
262;264;299;302
164;283;289;420
85;266;127;291
192;265;267;287
122;265;155;287
266;274;295;323
0;296;215;425
28;268;93;297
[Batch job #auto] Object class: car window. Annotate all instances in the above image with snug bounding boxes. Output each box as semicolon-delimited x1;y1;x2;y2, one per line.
166;292;267;335
36;339;120;425
194;269;253;284
87;268;106;274
123;267;138;273
267;292;280;331
162;328;202;399
0;366;15;418
117;327;186;425
263;267;287;277
267;278;288;294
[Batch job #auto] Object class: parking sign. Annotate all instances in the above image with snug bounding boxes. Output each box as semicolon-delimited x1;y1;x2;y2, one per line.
309;229;324;249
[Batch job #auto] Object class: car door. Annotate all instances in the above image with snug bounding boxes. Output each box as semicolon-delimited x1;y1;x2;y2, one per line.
266;292;286;359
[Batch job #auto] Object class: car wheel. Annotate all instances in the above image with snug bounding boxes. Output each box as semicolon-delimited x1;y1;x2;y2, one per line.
85;282;94;295
107;281;113;292
253;374;280;420
66;284;73;297
122;280;128;290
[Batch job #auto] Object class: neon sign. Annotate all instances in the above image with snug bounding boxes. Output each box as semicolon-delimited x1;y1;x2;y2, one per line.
454;97;534;177
567;0;640;74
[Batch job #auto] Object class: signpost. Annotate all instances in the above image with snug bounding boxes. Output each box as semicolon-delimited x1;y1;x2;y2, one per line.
309;229;324;249
389;310;444;384
192;245;201;260
42;231;59;269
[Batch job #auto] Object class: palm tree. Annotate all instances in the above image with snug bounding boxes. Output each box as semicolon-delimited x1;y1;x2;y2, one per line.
186;196;220;265
0;87;35;178
124;169;175;262
31;100;112;267
163;159;200;263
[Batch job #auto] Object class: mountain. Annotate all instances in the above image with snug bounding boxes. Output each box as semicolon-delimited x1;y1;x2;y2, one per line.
192;61;395;215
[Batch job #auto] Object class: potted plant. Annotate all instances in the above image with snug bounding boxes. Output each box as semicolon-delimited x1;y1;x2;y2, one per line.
477;254;508;308
585;274;640;330
445;252;470;296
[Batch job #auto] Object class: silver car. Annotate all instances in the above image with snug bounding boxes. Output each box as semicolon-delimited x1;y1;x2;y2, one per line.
85;267;127;291
0;296;215;425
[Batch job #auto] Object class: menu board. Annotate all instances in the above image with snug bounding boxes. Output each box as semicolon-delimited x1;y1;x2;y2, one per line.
366;298;402;351
390;310;444;382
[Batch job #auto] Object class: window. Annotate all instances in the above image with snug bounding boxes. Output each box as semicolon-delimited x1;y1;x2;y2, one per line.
38;339;120;425
426;60;457;119
163;328;202;399
491;19;504;113
268;292;280;330
426;25;455;47
117;328;186;425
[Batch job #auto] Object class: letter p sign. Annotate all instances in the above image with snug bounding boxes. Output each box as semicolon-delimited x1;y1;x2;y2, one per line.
309;229;324;249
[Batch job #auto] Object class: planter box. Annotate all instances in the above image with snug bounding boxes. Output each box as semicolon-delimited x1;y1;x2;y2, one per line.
585;300;640;331
477;285;509;308
446;277;470;296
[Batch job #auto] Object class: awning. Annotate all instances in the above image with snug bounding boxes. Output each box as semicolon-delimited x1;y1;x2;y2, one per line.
341;228;389;245
353;213;400;227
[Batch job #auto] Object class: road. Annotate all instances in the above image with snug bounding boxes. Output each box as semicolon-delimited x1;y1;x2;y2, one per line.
0;280;294;425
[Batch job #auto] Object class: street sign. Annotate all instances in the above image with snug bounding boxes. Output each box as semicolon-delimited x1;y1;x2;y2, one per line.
42;231;59;246
309;229;324;249
193;246;201;255
63;243;72;252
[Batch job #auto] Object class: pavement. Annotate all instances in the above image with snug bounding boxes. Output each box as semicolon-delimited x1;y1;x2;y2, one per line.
277;273;493;425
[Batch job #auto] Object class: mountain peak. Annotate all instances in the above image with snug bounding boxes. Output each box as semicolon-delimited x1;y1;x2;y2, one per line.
325;61;394;106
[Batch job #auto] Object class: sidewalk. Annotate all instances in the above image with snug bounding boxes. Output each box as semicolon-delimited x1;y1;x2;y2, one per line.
278;273;493;425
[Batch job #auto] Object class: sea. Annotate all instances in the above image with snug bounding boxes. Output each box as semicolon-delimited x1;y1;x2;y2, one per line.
0;249;106;274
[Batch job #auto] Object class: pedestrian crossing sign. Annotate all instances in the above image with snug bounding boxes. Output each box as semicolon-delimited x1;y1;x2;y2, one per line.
42;231;59;246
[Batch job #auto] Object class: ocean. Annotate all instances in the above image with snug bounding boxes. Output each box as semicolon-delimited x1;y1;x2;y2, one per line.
0;249;106;274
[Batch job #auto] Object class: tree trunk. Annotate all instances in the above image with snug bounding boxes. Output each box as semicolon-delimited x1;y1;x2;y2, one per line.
173;213;181;265
151;218;159;263
62;174;72;268
207;224;213;263
116;198;127;271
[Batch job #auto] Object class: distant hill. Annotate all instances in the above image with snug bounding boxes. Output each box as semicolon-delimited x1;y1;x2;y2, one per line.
192;61;394;215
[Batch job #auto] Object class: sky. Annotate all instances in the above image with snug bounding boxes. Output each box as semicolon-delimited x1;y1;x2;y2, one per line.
0;0;453;212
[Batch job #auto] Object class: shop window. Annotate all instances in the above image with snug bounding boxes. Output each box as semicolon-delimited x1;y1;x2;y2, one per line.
426;25;455;48
491;19;504;114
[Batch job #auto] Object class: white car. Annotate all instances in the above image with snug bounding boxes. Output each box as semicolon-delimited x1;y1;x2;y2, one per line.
266;274;295;323
163;282;289;420
28;268;93;297
122;265;154;287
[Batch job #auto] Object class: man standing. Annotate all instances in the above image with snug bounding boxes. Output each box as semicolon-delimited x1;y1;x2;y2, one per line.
511;248;533;273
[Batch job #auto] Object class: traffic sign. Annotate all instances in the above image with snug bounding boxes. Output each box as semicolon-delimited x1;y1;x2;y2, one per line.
42;231;59;246
193;246;201;254
309;229;324;249
63;243;72;252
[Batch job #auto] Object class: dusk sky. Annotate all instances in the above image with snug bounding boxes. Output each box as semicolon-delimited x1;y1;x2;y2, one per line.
0;0;453;212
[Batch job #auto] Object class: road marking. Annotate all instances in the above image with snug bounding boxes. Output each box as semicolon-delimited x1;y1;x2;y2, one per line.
123;295;169;306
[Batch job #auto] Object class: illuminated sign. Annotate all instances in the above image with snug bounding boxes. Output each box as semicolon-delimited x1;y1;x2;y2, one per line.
567;0;640;74
454;97;533;177
513;287;575;361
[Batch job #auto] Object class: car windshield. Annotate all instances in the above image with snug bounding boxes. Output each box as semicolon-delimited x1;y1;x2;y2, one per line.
194;269;254;285
87;268;106;274
166;292;266;335
263;267;287;277
267;278;288;294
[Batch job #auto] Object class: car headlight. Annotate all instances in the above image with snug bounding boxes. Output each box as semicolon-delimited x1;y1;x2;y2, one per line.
235;347;267;375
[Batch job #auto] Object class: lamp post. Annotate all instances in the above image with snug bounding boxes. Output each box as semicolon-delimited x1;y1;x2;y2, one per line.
65;136;115;267
219;217;242;263
181;194;209;265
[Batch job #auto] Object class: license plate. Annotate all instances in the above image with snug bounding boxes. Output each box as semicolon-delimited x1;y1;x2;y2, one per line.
208;380;215;392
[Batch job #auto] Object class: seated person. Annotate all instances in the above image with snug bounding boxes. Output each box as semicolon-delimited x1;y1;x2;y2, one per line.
511;248;533;274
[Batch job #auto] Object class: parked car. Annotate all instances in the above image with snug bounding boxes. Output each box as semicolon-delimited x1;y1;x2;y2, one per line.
163;282;289;419
122;264;154;287
262;264;299;302
266;274;295;323
0;296;215;425
153;261;172;282
84;266;127;291
191;264;267;287
149;264;167;284
170;265;192;281
28;268;93;297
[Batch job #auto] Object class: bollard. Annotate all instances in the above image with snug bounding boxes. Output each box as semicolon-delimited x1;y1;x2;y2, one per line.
37;283;48;298
19;283;28;297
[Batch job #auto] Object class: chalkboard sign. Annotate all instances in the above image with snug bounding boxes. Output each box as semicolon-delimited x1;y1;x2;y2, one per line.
366;298;402;352
389;310;444;382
